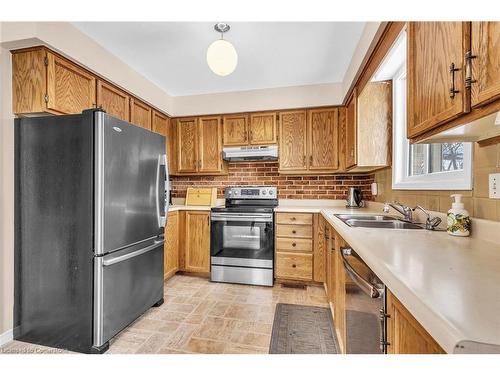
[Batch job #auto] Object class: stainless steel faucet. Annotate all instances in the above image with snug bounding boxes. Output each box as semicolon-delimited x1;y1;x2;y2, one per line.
383;202;413;222
412;205;442;230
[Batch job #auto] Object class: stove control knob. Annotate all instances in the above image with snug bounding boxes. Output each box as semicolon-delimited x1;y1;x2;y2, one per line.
262;190;267;195
234;190;239;195
227;191;232;196
268;189;274;196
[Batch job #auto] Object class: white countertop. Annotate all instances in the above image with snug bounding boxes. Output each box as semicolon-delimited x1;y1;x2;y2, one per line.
168;204;214;212
168;200;500;352
315;205;500;354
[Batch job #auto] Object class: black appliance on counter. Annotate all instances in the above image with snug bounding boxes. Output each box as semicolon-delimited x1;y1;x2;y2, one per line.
210;186;278;286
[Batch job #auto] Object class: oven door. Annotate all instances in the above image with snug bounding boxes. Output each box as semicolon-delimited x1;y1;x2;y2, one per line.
210;212;274;269
341;247;386;354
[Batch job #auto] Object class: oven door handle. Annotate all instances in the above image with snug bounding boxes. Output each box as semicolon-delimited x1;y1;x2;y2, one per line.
340;247;383;299
211;214;273;223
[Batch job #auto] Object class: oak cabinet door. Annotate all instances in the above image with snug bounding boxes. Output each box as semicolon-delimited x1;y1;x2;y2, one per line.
313;214;326;283
249;112;277;145
223;113;248;146
345;89;357;169
177;118;199;173
152;110;176;174
279;110;308;171
184;211;210;273
12;48;47;114
199;116;223;173
357;81;392;167
46;51;96;114
308;108;339;171
471;22;500;108
407;22;470;138
96;80;129;121
334;234;346;353
164;212;179;280
130;98;152;130
326;226;335;305
386;290;445;354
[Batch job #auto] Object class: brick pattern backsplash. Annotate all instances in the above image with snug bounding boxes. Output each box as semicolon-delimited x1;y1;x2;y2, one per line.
171;162;374;200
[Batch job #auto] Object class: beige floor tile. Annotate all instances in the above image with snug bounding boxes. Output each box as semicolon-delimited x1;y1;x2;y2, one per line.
224;303;261;321
224;343;269;354
183;337;226;354
230;331;271;348
162;323;199;349
207;301;231;317
135;333;171;354
192;316;238;341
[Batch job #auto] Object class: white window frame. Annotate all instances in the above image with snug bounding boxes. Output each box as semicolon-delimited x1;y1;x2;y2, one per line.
392;65;473;190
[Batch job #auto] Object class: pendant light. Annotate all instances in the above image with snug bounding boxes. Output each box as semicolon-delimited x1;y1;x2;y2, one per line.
206;23;238;76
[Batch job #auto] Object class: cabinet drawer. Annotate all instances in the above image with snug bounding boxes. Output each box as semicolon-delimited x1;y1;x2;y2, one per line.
275;252;313;281
276;224;312;238
276;212;313;225
276;237;312;252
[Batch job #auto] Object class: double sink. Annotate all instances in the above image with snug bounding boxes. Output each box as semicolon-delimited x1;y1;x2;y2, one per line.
335;214;424;230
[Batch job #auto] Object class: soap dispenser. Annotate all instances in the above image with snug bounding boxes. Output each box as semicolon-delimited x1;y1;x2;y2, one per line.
447;194;471;237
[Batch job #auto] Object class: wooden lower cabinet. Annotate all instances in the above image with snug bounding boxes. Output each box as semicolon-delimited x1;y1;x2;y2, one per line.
275;212;314;282
275;252;313;281
333;232;347;354
182;211;211;273
313;214;326;283
386;290;445;354
164;211;179;280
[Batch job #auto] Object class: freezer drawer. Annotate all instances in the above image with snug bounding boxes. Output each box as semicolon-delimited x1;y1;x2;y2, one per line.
93;240;164;347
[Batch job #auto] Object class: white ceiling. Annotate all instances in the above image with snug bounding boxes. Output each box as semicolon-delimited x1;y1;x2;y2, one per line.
73;22;365;97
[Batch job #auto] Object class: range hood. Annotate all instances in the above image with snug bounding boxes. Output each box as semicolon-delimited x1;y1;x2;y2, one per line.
223;145;278;161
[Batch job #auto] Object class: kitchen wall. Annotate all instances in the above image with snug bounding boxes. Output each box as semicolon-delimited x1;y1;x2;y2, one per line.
0;39;15;340
373;143;500;221
171;162;374;201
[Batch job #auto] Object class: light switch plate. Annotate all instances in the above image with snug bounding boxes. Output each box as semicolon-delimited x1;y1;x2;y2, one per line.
489;173;500;199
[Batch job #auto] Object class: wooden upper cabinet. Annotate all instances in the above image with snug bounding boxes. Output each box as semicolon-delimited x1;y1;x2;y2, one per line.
249;112;277;145
130;97;152;130
279;110;308;171
407;22;470;138
308;108;339;171
96;80;130;121
222;113;248;146
355;81;392;169
152;110;168;136
386;290;445;354
470;22;500;108
45;51;96;115
198;116;223;173
345;89;357;169
12;47;96;115
176;118;198;173
184;211;210;273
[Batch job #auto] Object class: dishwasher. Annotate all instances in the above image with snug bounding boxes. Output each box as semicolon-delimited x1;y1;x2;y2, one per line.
341;246;388;354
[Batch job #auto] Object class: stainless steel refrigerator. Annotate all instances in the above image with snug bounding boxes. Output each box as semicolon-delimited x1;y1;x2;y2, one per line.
14;109;169;353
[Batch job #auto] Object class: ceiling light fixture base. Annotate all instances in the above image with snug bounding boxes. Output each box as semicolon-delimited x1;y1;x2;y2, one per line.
214;23;230;34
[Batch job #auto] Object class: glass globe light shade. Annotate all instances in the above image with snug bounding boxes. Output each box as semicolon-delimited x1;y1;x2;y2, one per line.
206;39;238;76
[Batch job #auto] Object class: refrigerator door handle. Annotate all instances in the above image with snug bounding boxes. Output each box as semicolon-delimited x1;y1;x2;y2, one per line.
102;240;165;266
156;154;167;228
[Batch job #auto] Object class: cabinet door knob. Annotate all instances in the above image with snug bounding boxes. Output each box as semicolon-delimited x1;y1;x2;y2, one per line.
291;217;296;221
292;242;296;247
292;264;296;268
292;230;297;234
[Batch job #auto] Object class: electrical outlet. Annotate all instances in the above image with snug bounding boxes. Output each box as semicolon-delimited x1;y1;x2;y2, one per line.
489;173;500;199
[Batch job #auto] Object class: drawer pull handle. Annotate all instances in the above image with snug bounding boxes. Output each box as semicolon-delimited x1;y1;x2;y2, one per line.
291;217;296;221
292;264;297;268
292;230;297;234
292;242;297;247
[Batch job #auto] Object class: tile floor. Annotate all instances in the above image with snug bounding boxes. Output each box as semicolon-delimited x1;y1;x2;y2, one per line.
0;274;329;354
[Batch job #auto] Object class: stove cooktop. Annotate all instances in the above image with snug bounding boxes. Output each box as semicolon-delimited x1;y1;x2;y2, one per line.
211;206;275;213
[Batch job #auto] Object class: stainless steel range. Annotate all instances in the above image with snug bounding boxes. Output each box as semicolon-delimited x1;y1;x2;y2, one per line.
210;186;278;287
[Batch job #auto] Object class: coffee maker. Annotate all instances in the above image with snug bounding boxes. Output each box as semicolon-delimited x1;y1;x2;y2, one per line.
346;187;363;208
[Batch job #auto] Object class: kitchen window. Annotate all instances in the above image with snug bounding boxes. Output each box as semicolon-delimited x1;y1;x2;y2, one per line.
392;65;473;190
